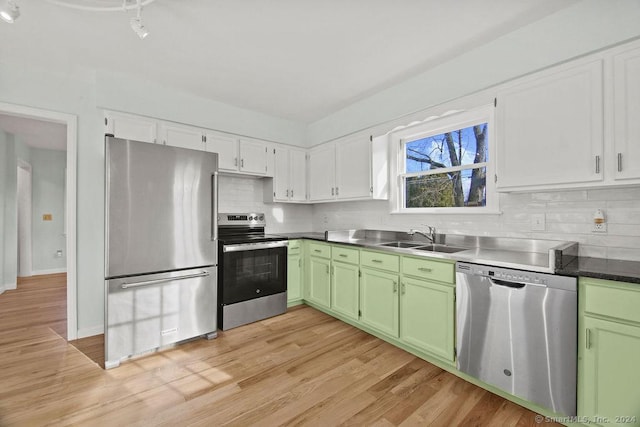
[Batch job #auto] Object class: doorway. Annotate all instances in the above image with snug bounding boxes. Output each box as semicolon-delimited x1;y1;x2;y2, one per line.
0;102;77;340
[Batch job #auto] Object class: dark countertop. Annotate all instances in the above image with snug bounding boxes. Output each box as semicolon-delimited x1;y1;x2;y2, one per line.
558;257;640;284
278;232;326;241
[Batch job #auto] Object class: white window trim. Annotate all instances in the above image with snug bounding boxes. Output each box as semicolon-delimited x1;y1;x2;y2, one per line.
389;104;500;214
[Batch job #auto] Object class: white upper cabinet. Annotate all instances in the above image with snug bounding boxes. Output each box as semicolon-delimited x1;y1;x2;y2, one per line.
239;139;268;175
308;143;337;201
613;44;640;182
335;135;372;199
264;145;307;203
308;134;388;203
159;122;205;151
204;132;238;172
496;59;604;191
104;111;157;144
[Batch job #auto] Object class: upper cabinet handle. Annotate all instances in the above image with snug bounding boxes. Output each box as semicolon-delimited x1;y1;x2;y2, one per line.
618;152;623;172
595;155;600;174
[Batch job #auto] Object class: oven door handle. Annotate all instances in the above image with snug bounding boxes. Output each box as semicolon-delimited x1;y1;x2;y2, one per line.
223;241;289;252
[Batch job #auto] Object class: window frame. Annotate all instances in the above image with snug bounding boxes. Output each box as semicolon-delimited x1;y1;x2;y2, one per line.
390;105;499;214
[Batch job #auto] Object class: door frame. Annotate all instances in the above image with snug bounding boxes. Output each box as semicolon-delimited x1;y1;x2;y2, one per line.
0;102;78;340
17;159;33;277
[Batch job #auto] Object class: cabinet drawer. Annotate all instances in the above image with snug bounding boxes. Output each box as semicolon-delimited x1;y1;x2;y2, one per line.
361;250;400;272
402;256;454;284
308;241;331;258
582;278;640;323
332;245;359;264
288;240;302;255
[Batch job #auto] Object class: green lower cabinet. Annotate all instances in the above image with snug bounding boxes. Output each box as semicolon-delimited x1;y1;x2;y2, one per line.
331;261;360;321
399;277;454;362
307;256;331;309
580;315;640;426
287;253;302;303
360;267;399;338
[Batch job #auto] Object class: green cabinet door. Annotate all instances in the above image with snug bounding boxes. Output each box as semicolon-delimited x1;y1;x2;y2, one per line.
399;277;454;361
331;261;359;321
580;316;640;426
287;253;302;303
307;256;331;309
360;267;399;338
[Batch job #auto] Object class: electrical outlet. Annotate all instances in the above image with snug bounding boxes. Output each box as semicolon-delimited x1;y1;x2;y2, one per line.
592;223;607;233
531;213;545;231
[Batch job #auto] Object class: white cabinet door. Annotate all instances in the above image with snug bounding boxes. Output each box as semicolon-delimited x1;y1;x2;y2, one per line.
273;146;290;201
496;60;604;190
105;112;157;144
308;143;336;201
613;45;640;182
239;139;267;175
205;132;238;172
159;122;204;151
290;149;307;202
336;135;371;199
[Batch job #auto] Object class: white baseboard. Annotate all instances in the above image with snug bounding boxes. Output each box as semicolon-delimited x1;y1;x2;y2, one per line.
0;285;4;295
31;268;67;276
2;281;17;291
77;325;104;339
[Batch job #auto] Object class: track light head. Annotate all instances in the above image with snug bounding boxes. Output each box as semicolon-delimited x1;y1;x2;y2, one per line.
0;0;20;23
130;17;149;39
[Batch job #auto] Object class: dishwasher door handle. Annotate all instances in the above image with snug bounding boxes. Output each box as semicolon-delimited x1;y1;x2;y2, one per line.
491;278;526;289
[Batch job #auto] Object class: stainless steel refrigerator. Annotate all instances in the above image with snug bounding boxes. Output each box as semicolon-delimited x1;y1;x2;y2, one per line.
104;136;218;369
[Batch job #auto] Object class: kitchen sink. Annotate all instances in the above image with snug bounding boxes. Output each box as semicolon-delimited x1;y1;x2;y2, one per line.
414;244;467;253
378;241;425;248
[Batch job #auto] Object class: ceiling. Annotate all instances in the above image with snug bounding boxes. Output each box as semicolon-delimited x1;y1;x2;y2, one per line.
0;115;67;151
0;0;578;123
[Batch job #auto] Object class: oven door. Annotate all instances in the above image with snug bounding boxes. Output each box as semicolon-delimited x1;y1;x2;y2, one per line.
220;241;288;305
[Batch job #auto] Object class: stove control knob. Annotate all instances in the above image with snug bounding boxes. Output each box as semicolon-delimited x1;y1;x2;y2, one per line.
249;216;254;221
259;215;264;221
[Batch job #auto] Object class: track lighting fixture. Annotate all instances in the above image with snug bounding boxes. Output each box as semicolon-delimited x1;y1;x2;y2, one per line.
44;0;156;39
0;0;20;23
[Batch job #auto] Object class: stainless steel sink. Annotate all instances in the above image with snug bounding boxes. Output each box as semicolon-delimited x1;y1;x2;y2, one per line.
414;244;466;253
378;241;424;248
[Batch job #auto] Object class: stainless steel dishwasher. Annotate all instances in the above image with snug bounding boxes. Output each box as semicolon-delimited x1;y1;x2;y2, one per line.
456;262;577;416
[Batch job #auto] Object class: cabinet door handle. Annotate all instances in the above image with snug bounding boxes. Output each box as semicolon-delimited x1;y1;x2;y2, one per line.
336;187;339;196
339;254;348;258
234;157;238;166
298;259;301;268
418;267;433;273
331;187;335;196
241;158;244;168
618;152;623;172
585;328;591;349
401;282;406;295
326;265;329;274
314;249;321;253
291;189;294;198
286;189;289;197
290;246;299;250
372;259;383;263
595;155;600;174
393;281;398;293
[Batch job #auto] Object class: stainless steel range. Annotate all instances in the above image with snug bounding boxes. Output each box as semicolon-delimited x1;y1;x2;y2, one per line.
217;213;288;330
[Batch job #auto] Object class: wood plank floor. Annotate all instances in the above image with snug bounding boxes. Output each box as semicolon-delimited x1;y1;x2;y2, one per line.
0;275;560;426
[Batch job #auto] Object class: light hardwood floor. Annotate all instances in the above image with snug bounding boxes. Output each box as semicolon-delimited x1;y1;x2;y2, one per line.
0;275;559;426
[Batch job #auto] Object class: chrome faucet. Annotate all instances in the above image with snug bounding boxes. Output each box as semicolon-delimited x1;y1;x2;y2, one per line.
408;226;437;243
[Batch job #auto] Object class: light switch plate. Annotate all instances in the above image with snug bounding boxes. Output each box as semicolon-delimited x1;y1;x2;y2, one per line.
531;213;545;231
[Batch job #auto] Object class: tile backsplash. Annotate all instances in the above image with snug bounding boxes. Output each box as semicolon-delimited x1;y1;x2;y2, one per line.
311;187;640;262
220;175;640;261
218;175;312;234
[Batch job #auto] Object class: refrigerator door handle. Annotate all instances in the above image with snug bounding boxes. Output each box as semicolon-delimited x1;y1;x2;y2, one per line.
212;172;219;241
121;271;210;289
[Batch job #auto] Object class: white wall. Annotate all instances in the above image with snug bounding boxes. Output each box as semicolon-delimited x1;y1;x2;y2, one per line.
30;148;67;274
219;175;312;233
0;131;7;292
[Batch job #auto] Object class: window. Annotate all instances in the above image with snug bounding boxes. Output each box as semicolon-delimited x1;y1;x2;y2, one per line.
393;106;496;213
